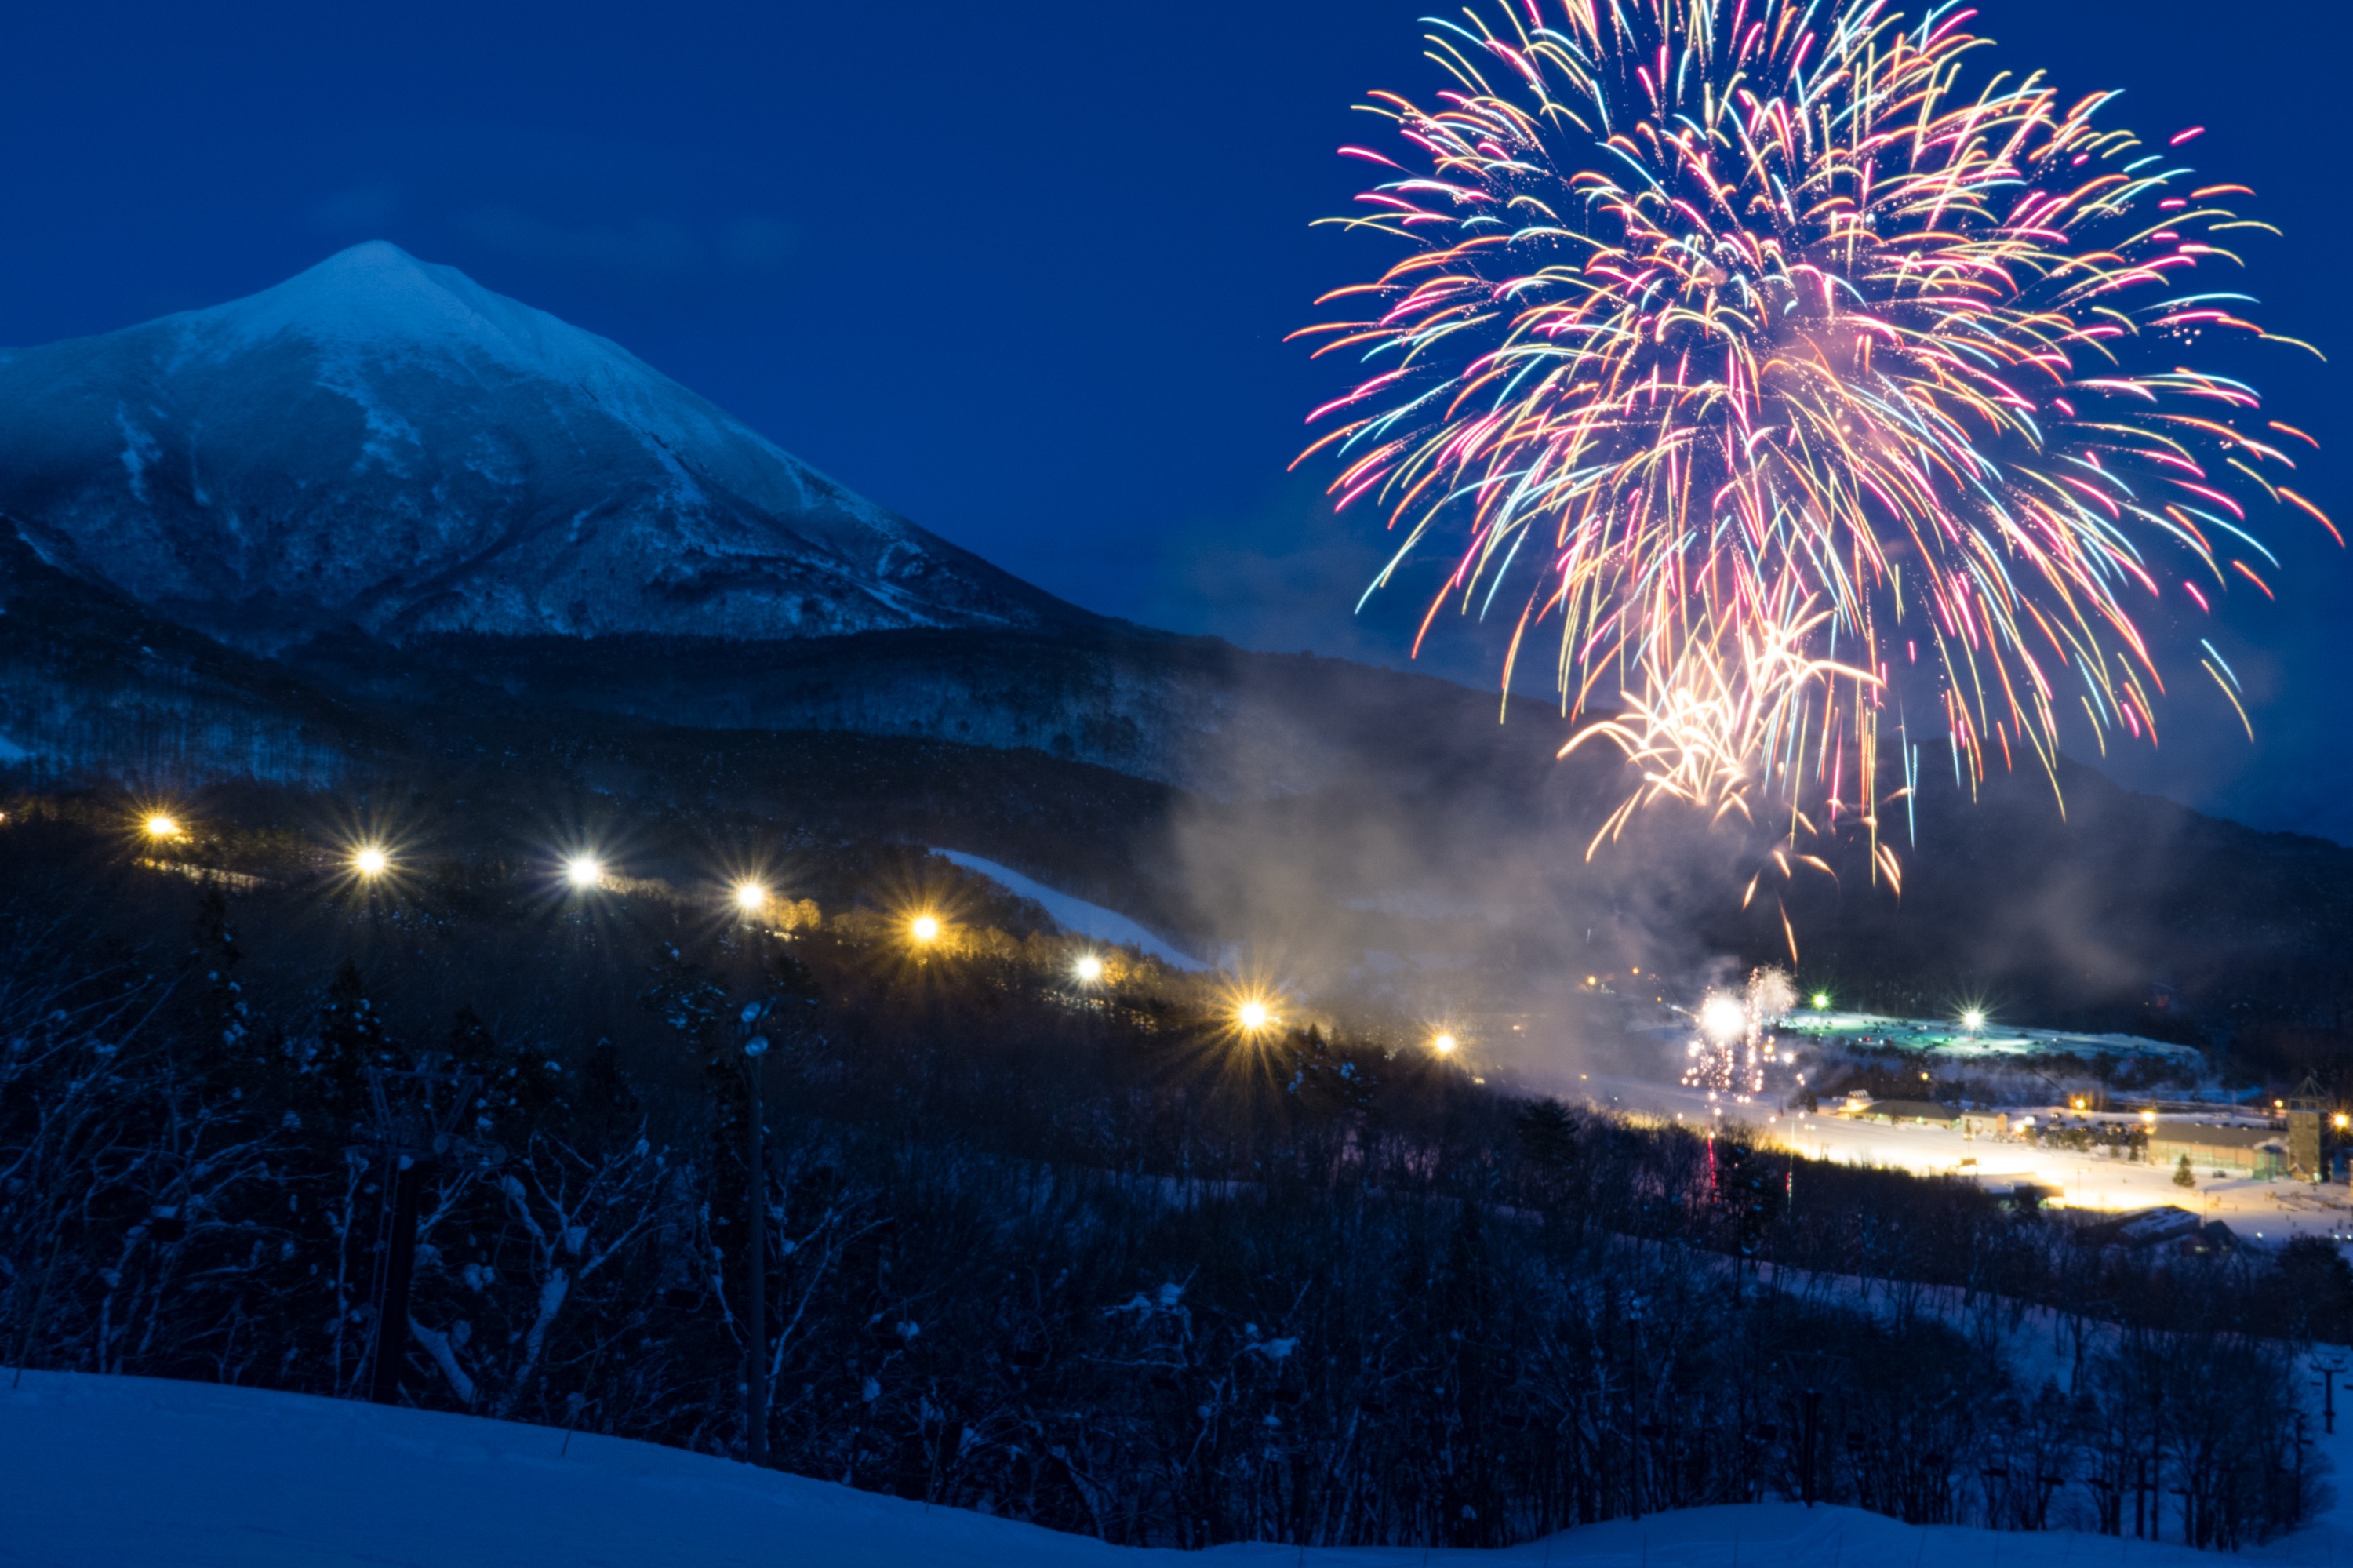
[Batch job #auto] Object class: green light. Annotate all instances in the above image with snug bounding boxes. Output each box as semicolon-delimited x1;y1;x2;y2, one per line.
1810;992;1830;1010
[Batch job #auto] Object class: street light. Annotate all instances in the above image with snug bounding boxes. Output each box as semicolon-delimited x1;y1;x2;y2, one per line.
1431;1031;1459;1054
144;814;180;841
909;914;941;944
565;854;603;890
1073;954;1104;984
1235;999;1272;1033
1962;1009;1986;1031
734;881;768;912
352;846;390;879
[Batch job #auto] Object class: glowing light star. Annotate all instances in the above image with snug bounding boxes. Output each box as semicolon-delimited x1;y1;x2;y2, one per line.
144;814;179;840
1074;955;1104;983
1431;1031;1459;1053
910;915;941;944
351;846;390;879
734;882;769;911
566;855;603;890
1810;994;1830;1012
1962;1010;1987;1032
1299;2;2329;903
1235;999;1273;1033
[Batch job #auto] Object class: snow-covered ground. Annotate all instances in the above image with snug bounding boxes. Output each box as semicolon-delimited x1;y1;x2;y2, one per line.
934;849;1207;971
5;1368;2345;1566
1778;1010;2206;1070
1577;1071;2353;1242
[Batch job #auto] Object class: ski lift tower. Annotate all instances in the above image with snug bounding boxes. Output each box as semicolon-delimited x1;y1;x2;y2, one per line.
2289;1075;2326;1183
355;1062;503;1405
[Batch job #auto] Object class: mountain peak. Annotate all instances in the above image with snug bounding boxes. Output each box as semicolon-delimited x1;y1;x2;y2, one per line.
0;247;1088;651
209;240;497;346
190;242;633;386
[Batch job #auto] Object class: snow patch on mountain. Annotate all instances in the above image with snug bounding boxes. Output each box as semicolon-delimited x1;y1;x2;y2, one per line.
0;242;1084;652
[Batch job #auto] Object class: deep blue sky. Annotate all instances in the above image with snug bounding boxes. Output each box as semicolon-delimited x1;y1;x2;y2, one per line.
0;2;2343;837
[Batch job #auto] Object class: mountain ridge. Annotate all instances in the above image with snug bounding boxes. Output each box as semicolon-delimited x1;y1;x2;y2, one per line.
0;241;1090;652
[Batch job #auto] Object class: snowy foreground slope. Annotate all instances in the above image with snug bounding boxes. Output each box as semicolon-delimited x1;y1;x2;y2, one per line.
2;1370;2342;1567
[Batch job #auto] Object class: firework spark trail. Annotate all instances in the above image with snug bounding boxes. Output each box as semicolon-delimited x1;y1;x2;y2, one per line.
1297;0;2329;891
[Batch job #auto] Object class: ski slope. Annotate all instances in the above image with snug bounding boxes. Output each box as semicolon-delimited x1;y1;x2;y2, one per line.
933;849;1206;971
3;1369;2345;1566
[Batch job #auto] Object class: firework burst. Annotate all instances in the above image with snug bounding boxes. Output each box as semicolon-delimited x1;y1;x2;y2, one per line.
1684;966;1796;1101
1297;0;2328;904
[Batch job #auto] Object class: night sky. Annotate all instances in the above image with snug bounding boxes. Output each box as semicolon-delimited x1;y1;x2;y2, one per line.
0;1;2341;838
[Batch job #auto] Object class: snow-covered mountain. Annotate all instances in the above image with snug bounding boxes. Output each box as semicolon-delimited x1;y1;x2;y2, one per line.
0;242;1084;651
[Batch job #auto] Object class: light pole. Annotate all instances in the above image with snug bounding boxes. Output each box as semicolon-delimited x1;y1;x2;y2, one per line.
741;1005;771;1467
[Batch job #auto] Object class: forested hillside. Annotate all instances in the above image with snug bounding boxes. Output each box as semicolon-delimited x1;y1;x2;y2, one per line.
0;802;2337;1551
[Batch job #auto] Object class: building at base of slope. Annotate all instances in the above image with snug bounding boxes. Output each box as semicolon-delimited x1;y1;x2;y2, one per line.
2148;1124;2289;1181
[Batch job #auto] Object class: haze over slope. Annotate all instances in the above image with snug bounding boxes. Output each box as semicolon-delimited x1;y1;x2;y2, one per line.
0;241;1083;651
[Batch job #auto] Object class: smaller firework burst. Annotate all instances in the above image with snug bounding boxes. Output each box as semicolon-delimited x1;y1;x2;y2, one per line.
1682;967;1798;1106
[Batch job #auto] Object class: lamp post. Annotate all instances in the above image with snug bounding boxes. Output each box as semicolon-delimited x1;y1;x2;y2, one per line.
741;1005;771;1467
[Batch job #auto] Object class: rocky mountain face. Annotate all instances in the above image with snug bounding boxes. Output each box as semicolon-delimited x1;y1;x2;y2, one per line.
0;239;1580;806
0;242;1085;653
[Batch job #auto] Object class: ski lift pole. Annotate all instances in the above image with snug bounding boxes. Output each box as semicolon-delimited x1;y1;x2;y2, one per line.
356;1061;494;1408
743;1006;772;1466
2315;1354;2347;1436
560;1338;609;1458
9;1229;65;1391
369;1153;425;1406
